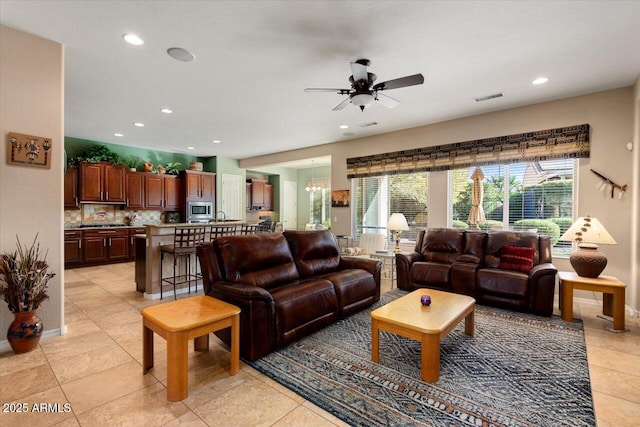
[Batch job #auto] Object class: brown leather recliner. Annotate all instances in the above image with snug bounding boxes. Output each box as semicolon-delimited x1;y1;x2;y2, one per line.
197;230;381;361
396;228;557;316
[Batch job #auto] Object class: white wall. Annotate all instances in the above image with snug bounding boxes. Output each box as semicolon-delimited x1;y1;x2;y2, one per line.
241;86;639;312
0;25;65;345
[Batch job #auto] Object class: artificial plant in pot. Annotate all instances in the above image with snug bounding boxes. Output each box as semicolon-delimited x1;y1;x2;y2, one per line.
0;235;54;353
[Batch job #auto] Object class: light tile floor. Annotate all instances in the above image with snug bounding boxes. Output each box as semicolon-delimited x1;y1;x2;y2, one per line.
0;263;638;426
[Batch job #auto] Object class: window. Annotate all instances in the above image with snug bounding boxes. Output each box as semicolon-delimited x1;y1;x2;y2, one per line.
449;159;576;257
309;187;331;228
351;172;430;243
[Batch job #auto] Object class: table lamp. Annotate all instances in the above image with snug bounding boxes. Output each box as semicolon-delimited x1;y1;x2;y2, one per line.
387;213;409;253
559;215;617;278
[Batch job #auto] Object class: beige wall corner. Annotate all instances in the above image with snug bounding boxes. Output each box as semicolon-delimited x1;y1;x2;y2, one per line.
0;25;64;345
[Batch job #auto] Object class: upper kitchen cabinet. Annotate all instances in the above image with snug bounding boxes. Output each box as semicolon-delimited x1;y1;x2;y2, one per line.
126;172;183;210
247;179;273;210
126;172;145;209
163;175;182;210
79;162;126;203
64;166;79;209
183;170;215;201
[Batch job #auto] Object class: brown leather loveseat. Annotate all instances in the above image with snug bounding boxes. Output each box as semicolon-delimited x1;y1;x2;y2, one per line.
197;230;382;360
396;228;557;316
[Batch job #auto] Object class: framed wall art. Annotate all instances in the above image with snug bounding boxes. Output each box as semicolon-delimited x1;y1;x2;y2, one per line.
7;132;52;168
331;190;350;207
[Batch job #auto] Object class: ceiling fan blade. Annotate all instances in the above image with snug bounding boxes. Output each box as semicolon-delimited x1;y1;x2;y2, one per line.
304;88;350;93
375;92;400;108
332;97;351;111
373;73;424;91
350;61;368;83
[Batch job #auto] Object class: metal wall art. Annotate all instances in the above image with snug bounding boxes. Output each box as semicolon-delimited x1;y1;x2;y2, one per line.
7;132;52;168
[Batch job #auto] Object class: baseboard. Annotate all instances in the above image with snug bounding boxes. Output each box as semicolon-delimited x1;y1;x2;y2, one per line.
144;285;202;300
0;327;64;353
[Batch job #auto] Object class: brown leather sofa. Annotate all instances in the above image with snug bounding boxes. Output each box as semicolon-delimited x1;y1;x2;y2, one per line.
197;230;382;360
396;228;557;316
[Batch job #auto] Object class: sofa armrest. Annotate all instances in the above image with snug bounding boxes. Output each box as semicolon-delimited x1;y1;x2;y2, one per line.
529;262;557;281
528;263;557;316
396;251;423;290
340;256;381;276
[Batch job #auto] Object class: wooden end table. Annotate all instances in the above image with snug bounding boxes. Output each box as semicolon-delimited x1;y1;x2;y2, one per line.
371;289;475;382
142;295;241;401
559;271;628;332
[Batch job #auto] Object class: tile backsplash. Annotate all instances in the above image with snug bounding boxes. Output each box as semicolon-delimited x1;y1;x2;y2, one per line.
64;204;163;226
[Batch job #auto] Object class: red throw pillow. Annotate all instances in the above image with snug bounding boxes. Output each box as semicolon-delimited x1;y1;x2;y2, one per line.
498;245;535;273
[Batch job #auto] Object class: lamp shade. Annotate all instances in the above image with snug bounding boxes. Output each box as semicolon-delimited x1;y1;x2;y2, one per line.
559;216;616;278
387;213;409;231
559;216;617;245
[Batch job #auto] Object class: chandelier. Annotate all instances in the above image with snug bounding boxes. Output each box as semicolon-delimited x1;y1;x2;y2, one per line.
305;160;323;192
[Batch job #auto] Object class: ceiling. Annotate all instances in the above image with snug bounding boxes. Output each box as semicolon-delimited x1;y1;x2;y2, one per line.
2;1;639;165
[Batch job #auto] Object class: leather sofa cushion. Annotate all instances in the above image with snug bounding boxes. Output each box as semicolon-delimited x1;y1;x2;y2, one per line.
476;268;528;299
284;230;340;277
323;269;377;314
457;231;487;264
270;278;338;340
215;234;299;289
421;228;464;264
485;231;539;268
410;261;452;290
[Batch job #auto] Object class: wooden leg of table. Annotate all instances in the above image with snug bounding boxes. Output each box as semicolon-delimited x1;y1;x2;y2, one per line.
421;333;440;382
166;332;188;401
464;310;475;337
612;288;626;331
194;334;209;352
561;282;574;322
371;319;380;363
230;314;239;375
142;324;154;373
602;293;613;317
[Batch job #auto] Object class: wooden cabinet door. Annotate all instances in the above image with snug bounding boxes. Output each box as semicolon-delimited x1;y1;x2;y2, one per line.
107;235;129;261
64;167;79;209
83;236;107;263
246;183;252;210
252;180;266;207
80;163;103;202
126;173;145;209
145;175;164;209
264;184;273;211
201;173;215;201
163;176;181;210
64;239;83;265
104;165;126;202
129;228;145;260
185;172;202;199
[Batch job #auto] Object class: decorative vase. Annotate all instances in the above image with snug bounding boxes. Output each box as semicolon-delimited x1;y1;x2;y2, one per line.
7;310;43;354
157;166;166;174
143;162;153;172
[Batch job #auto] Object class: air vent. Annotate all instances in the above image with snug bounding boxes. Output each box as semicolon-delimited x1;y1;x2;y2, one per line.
474;93;504;102
359;121;379;128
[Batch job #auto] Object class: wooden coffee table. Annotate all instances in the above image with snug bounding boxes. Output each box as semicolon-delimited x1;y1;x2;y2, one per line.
371;289;475;382
142;295;240;401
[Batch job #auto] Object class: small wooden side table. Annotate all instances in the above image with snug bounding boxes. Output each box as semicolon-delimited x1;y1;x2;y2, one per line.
142;295;240;401
558;271;628;332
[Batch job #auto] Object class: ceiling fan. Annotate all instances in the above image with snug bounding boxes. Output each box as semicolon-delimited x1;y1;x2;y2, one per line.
305;59;424;112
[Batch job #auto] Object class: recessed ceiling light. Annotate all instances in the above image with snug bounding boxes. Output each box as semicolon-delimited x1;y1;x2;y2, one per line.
133;122;144;127
123;34;144;46
212;140;221;144
339;125;349;129
532;77;549;85
167;47;196;62
187;146;195;150
160;108;173;114
114;133;123;137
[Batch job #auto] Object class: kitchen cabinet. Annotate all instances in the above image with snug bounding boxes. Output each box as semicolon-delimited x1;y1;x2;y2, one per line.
247;179;273;210
184;170;215;201
126;172;145;209
129;227;146;260
83;229;129;263
64;230;83;268
79;162;126;203
145;175;164;209
64;166;79;209
163;176;181;210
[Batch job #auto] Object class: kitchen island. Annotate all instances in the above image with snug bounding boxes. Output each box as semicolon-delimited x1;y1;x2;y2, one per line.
140;221;247;299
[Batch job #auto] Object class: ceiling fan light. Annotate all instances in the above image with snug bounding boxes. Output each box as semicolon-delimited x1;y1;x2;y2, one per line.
351;93;374;111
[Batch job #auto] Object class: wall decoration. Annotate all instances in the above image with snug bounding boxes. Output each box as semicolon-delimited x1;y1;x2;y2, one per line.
591;169;627;199
331;190;350;207
7;132;52;168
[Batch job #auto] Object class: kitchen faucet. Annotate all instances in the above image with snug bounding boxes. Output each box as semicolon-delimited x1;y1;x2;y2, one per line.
216;210;227;221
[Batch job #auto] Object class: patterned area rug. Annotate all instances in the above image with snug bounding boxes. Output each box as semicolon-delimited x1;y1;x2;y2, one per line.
247;289;595;426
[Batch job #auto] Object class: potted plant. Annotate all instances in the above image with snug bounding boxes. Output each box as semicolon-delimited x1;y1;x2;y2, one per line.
165;162;182;175
0;235;55;353
126;157;140;172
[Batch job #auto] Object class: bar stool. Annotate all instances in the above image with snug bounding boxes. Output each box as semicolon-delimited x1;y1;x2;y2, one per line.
209;225;236;240
240;224;259;235
160;226;206;299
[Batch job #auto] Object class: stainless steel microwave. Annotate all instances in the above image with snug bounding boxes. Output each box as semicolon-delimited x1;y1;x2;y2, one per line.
187;201;213;223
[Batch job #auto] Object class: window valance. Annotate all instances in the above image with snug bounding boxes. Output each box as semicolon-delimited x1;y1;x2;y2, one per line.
346;123;590;179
